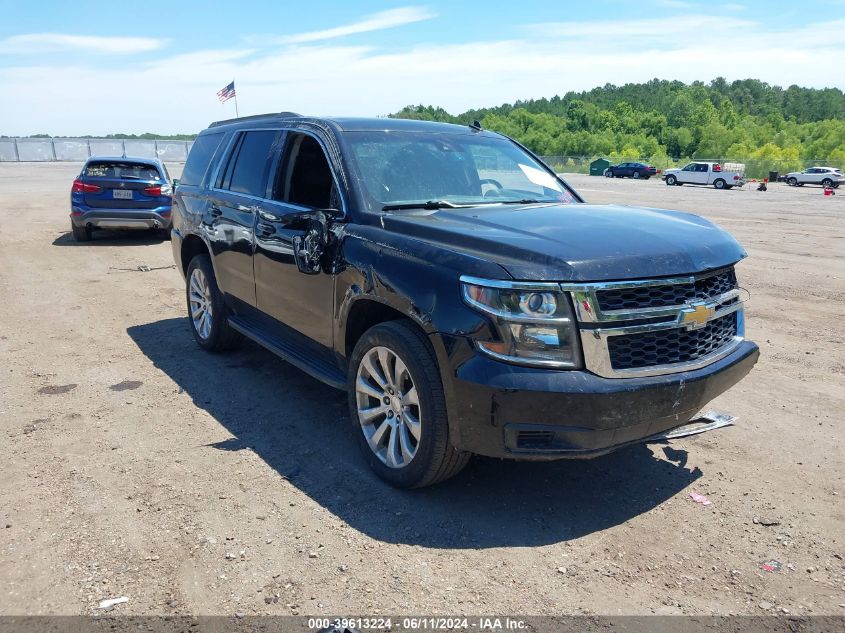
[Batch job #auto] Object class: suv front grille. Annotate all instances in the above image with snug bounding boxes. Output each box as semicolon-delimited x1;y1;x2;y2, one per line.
596;267;737;312
564;266;746;378
607;312;738;370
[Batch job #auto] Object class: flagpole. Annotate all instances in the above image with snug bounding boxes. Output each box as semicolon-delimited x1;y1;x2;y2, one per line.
233;78;239;118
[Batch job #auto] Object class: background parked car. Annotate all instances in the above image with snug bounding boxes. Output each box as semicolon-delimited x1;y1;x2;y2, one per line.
662;162;745;189
604;162;658;179
785;167;844;188
70;157;173;241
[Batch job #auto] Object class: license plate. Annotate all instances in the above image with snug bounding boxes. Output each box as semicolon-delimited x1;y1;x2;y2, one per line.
113;189;133;200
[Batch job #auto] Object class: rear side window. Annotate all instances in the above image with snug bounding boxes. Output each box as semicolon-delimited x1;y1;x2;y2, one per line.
180;132;224;186
224;130;280;198
84;161;160;180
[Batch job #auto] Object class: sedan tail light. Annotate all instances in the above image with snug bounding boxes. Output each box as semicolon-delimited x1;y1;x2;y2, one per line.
72;179;101;193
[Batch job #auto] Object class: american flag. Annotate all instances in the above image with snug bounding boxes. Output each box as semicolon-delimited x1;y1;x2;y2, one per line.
217;81;236;103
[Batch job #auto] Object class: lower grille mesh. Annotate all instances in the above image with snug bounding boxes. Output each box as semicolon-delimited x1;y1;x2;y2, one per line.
608;312;738;370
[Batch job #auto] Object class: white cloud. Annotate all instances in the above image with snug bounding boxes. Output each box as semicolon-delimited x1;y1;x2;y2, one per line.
277;7;437;44
0;33;165;55
1;15;844;135
528;15;756;39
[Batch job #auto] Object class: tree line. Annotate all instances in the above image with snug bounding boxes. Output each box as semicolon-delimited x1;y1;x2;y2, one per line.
391;78;845;169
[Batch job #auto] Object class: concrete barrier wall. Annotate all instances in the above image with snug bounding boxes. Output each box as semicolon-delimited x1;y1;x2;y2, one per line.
0;138;194;162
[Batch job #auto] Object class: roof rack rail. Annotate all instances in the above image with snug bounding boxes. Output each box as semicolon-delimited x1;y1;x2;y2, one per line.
209;111;304;128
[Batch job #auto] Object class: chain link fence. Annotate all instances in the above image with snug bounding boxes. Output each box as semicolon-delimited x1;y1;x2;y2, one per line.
540;156;843;180
1;140;840;180
0;138;194;163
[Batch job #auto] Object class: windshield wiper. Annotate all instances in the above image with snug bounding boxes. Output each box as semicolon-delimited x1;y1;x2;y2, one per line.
495;199;559;205
382;200;469;211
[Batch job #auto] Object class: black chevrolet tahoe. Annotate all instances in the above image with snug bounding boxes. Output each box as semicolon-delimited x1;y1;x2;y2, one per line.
171;113;759;488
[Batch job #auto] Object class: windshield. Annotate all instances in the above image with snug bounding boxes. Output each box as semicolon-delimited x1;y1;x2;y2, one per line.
342;130;577;209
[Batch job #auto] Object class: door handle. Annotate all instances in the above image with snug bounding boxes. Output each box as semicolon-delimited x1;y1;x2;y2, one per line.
256;223;274;237
257;208;282;222
237;204;260;214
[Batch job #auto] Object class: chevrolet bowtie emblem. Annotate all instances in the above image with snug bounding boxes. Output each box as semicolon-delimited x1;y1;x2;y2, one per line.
681;303;715;330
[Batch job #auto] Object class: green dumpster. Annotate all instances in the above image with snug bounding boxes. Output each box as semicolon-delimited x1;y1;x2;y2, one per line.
590;158;611;176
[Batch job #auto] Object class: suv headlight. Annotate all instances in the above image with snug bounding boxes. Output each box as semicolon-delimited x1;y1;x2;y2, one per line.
461;278;581;368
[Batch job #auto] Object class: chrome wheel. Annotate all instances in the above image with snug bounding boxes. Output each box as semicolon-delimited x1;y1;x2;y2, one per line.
189;268;213;340
355;346;421;469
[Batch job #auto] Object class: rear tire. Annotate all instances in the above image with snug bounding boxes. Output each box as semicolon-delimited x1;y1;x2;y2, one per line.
633;171;640;179
71;222;92;242
821;178;833;188
185;254;243;352
348;320;470;488
714;179;726;190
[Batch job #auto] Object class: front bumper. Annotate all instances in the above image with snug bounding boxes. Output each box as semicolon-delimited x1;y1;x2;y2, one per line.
70;207;172;230
438;337;759;460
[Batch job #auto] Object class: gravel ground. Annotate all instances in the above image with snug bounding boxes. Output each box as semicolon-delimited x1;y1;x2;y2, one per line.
0;164;843;617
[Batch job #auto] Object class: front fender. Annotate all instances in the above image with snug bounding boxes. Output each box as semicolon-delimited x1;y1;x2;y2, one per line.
334;226;508;349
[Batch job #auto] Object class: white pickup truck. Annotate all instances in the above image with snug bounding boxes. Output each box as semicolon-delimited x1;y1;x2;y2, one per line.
663;162;745;189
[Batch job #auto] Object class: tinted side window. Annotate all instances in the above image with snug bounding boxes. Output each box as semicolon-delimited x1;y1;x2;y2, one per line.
225;130;280;198
180;132;224;186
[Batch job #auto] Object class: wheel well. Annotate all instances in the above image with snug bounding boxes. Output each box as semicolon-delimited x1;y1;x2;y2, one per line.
344;300;411;358
180;234;209;275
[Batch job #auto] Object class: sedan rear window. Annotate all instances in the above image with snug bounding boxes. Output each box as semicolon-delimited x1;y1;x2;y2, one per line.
84;161;161;180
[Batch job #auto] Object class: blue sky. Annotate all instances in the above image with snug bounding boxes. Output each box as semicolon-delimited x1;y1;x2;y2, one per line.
1;0;843;135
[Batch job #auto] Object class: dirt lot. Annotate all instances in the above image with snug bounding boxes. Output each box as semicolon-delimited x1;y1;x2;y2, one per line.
0;163;843;617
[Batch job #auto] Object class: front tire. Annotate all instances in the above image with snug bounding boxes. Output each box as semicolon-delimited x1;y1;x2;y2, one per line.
605;170;614;178
787;177;798;186
665;175;677;186
348;320;470;488
185;254;243;352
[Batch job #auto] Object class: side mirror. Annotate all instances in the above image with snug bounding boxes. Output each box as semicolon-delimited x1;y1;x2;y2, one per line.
172;178;181;188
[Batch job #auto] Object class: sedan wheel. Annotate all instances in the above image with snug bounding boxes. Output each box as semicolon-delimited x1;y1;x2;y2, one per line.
822;178;833;187
605;170;614;178
787;177;798;186
633;171;640;179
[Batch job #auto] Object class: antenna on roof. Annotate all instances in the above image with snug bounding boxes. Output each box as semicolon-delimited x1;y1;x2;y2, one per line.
470;120;482;131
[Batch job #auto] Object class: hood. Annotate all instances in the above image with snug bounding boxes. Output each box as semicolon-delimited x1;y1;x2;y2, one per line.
381;203;746;281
